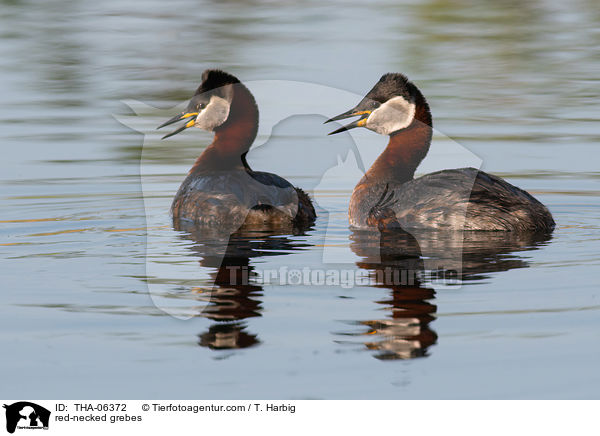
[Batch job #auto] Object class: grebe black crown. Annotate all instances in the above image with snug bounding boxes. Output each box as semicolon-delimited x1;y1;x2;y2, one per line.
195;69;240;95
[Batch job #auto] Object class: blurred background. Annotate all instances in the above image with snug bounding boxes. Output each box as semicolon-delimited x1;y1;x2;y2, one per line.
1;0;599;398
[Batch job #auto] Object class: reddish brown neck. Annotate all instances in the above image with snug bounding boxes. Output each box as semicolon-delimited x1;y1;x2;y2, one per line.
190;84;259;173
362;98;432;185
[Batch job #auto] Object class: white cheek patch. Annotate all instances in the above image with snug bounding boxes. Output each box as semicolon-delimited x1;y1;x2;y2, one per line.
195;96;231;131
366;96;416;135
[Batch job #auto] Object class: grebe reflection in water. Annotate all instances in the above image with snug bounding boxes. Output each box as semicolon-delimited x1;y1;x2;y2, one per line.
175;221;312;351
338;229;553;360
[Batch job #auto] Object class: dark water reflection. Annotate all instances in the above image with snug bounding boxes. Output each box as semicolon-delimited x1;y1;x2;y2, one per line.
175;222;552;360
174;222;313;350
344;230;436;360
337;229;553;360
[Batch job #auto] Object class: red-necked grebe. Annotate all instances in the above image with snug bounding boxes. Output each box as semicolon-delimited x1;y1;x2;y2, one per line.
326;73;555;232
158;69;316;230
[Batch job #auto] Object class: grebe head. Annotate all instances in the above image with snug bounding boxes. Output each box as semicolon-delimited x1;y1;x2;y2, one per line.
158;69;240;139
326;73;430;136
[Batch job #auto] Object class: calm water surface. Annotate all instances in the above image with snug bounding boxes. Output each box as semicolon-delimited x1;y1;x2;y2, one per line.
1;0;599;398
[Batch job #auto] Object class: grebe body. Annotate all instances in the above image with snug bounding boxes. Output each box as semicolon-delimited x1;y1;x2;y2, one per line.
159;70;315;231
327;73;554;232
